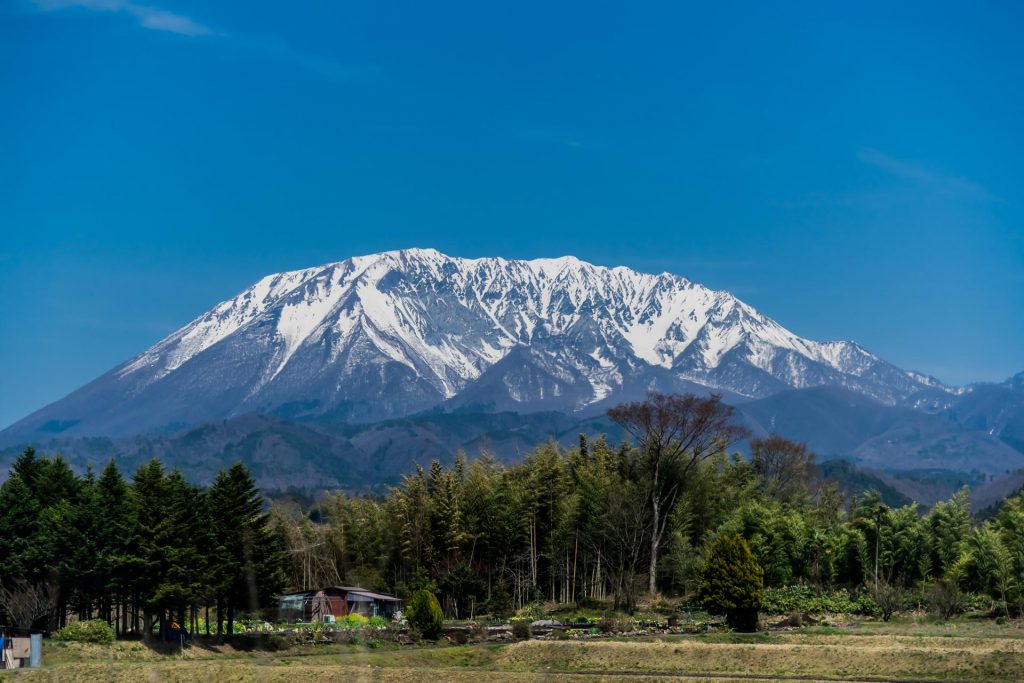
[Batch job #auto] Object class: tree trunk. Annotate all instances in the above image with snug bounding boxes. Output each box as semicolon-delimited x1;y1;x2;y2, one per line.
649;475;660;595
142;610;156;643
226;603;234;642
216;599;224;642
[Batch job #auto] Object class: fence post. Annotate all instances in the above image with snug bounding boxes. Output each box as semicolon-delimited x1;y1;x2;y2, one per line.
28;633;42;668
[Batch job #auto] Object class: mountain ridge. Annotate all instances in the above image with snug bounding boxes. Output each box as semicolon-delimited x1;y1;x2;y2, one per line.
3;248;952;442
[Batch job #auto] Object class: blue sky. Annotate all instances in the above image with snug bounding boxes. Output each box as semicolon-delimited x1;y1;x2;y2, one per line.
1;0;1022;428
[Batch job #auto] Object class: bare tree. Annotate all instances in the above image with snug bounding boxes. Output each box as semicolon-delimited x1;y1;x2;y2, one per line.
750;435;816;503
608;392;747;595
0;578;57;629
270;504;342;590
598;481;651;613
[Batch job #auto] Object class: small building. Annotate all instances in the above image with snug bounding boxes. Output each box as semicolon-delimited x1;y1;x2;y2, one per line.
279;586;402;622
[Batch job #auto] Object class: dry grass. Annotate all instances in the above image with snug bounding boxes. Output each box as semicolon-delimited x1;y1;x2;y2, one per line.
0;661;863;683
5;620;1024;682
497;636;1024;680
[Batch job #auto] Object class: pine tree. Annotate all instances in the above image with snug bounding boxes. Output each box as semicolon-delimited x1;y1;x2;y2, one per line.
207;463;284;640
95;460;136;633
128;459;170;640
0;475;41;579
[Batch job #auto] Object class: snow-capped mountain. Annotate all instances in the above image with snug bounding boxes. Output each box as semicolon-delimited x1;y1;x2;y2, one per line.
3;248;949;439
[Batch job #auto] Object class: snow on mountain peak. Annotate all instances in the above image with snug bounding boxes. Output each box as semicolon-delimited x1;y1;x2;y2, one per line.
101;248;944;429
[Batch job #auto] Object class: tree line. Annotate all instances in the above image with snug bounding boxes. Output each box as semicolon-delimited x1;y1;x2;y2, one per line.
273;393;1024;619
3;392;1024;637
0;449;283;639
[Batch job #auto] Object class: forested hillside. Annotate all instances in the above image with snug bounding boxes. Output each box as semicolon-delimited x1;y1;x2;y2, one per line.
4;393;1024;637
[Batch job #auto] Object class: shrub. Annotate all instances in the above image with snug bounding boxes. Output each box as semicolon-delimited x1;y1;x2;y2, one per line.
698;534;764;632
483;585;513;617
613;617;635;633
510;619;532;640
406;589;444;640
867;580;906;622
340;613;369;629
853;590;879;616
53;619;115;645
366;615;388;629
963;592;992;612
925;577;964;619
762;586;861;615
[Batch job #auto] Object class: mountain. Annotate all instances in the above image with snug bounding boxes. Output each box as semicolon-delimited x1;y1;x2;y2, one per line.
0;411;616;492
1;248;948;443
737;383;1024;507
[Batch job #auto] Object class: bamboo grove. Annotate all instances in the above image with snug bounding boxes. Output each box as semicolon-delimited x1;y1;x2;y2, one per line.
274;394;1024;619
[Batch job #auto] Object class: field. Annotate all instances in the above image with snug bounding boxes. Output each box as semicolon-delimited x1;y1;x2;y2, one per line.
4;619;1024;682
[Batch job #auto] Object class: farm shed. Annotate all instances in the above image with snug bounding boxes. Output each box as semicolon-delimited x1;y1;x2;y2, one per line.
279;586;401;622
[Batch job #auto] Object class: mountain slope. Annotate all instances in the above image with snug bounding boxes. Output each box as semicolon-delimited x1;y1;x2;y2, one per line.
2;248;947;442
0;411;613;491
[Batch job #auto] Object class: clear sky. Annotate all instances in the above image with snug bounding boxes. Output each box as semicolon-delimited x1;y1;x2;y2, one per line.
2;1;1022;429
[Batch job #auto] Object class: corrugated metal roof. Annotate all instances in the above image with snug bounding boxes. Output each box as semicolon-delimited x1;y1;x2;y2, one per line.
345;590;402;602
282;586;402;602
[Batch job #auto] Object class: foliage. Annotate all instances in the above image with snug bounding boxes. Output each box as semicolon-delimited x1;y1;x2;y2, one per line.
0;448;283;639
340;613;368;629
510;618;532;639
698;534;764;631
406;589;444;639
6;405;1024;635
762;586;861;615
367;615;389;629
53;619;116;644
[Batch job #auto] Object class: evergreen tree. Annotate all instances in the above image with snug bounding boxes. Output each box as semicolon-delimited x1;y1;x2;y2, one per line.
207;463;284;639
698;534;764;631
95;460;136;633
405;588;444;639
127;459;170;640
0;475;42;580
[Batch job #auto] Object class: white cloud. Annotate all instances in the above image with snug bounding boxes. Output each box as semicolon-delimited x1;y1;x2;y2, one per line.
858;148;995;203
32;0;211;36
29;0;374;83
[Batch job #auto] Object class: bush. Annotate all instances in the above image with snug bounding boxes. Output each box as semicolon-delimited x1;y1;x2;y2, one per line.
698;534;764;632
867;580;906;622
925;577;964;619
366;615;388;629
483;585;513;617
406;589;444;640
53;619;115;644
510;619;532;640
762;586;856;614
853;590;879;616
339;613;368;629
963;592;992;612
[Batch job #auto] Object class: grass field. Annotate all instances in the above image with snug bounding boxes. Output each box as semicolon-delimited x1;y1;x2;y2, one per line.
4;619;1024;682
